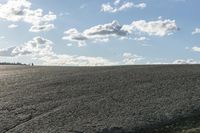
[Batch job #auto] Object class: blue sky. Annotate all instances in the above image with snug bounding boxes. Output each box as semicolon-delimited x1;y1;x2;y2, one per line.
0;0;200;66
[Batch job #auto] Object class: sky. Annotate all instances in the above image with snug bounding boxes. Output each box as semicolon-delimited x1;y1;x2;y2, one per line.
0;0;200;66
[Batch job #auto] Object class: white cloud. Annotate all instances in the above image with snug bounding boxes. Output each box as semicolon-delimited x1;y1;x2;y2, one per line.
192;46;200;52
147;59;198;65
84;20;127;36
192;28;200;35
63;20;128;46
101;3;115;13
101;1;146;13
0;47;16;56
8;24;18;28
0;36;5;40
123;53;144;64
114;0;121;6
63;19;178;46
66;43;73;47
0;36;117;66
158;16;162;20
146;62;168;65
134;36;147;41
0;36;53;57
40;54;117;66
173;59;197;64
29;23;55;32
0;0;56;32
123;19;178;37
62;28;88;47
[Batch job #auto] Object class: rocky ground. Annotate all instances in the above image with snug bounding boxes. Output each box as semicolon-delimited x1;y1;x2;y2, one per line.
1;65;200;133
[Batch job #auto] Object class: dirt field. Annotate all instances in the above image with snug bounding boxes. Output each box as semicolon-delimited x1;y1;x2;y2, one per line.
1;65;200;133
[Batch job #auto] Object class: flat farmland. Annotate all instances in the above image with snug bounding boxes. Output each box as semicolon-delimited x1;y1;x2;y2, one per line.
1;65;200;133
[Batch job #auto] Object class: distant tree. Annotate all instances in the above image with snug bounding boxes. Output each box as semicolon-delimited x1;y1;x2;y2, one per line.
0;62;27;65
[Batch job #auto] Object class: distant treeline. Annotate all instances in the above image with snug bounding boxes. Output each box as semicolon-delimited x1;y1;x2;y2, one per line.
0;62;31;66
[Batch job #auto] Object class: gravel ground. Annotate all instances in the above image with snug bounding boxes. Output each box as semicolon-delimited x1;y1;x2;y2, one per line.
1;65;200;133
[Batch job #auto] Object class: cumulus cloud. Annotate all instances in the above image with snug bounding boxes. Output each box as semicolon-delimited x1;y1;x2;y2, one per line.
0;36;53;57
8;24;18;28
122;19;178;37
29;23;55;32
0;0;56;32
192;28;200;35
0;36;117;66
63;19;178;46
0;47;16;56
122;53;144;64
62;28;88;47
192;46;200;52
63;20;128;47
101;0;146;13
84;20;127;37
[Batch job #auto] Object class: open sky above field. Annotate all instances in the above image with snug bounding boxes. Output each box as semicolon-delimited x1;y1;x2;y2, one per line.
0;0;200;66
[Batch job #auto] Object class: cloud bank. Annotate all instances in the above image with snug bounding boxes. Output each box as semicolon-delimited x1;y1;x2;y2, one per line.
0;36;117;66
63;19;178;46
